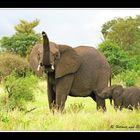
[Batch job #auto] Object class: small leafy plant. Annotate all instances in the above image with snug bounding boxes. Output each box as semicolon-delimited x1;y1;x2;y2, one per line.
67;103;85;113
3;71;39;111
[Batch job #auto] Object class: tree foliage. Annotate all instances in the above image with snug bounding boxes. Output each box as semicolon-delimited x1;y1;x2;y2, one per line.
15;19;40;34
113;69;139;87
101;16;140;56
0;19;41;57
0;33;40;57
98;40;135;76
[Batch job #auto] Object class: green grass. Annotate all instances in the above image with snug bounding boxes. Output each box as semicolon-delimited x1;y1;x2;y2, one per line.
0;81;140;131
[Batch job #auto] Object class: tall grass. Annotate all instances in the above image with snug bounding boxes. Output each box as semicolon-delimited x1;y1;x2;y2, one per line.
0;80;140;131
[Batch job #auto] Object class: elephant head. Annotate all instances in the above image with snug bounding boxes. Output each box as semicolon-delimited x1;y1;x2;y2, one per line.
99;85;124;99
30;31;81;78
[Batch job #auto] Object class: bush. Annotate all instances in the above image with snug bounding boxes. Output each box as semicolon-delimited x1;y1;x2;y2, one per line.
0;53;30;81
132;57;140;73
66;103;85;113
98;40;135;76
113;70;138;87
3;71;39;111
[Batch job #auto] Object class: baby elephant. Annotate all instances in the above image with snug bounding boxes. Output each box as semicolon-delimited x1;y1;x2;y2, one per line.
99;85;140;110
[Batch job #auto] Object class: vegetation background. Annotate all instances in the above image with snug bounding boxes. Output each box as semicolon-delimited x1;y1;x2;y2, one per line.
0;16;140;131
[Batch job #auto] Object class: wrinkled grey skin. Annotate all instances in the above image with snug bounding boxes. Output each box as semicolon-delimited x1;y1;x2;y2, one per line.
29;31;111;112
99;85;140;110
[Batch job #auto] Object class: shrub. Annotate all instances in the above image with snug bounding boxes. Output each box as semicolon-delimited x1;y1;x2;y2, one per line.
0;53;30;81
66;103;85;113
132;57;140;73
3;71;39;111
98;40;135;76
113;70;138;87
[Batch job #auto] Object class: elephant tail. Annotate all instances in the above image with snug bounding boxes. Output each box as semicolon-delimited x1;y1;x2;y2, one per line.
109;75;112;87
109;67;112;87
109;71;112;105
110;98;113;105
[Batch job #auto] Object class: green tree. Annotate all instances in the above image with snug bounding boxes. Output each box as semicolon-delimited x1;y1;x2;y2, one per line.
0;33;40;57
15;19;40;34
0;19;41;57
98;40;135;76
101;16;140;56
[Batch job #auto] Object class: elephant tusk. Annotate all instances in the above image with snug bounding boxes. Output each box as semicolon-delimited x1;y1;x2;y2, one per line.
51;65;54;70
37;64;41;71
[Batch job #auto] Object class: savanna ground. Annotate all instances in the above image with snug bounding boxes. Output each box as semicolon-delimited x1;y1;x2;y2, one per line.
1;16;140;131
0;80;140;131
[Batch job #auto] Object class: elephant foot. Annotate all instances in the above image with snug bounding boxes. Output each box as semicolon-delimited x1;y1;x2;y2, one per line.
97;106;106;112
50;104;64;114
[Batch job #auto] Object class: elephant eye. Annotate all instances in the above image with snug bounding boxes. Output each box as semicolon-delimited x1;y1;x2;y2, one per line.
115;91;119;95
55;54;58;57
38;53;40;59
54;53;60;59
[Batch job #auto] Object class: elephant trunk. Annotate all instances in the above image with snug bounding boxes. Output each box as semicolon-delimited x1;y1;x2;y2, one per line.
42;31;51;67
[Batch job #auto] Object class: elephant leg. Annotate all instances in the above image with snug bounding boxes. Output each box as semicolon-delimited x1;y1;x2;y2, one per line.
96;95;106;111
114;99;123;111
119;105;123;111
47;84;56;110
114;106;119;111
55;93;68;112
55;74;74;112
90;92;96;102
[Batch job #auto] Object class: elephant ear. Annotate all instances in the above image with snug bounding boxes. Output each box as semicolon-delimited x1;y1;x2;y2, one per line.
55;46;81;78
29;44;43;77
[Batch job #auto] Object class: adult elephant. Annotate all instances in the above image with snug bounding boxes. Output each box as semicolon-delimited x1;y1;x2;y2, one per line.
29;31;111;112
